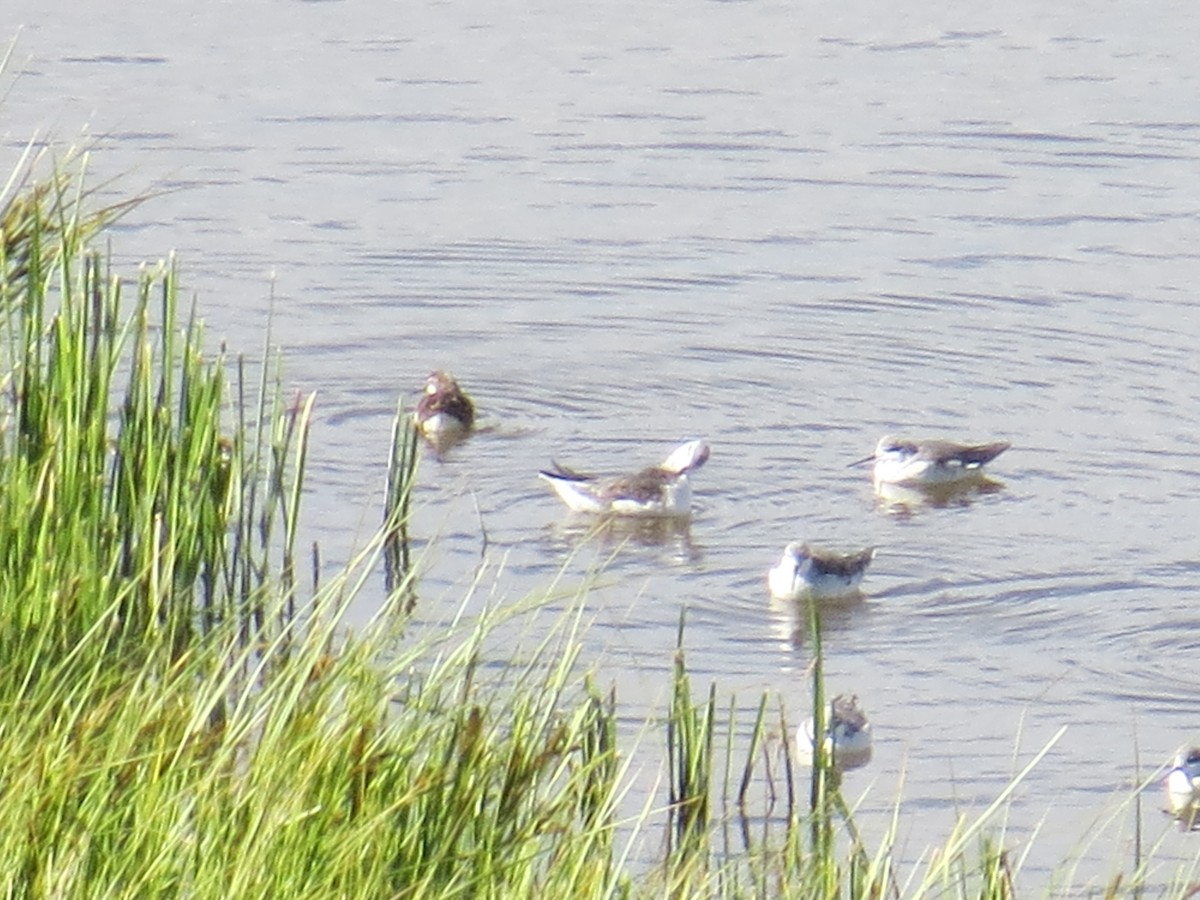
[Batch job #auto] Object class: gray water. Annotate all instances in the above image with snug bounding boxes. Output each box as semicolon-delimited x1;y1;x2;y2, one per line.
7;0;1200;890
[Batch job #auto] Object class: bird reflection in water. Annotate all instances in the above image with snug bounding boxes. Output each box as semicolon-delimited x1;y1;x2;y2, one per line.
768;591;868;651
873;475;1006;517
546;513;702;567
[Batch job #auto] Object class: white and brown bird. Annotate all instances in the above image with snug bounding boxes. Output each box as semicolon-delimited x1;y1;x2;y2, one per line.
538;440;710;518
852;435;1010;487
796;694;873;771
767;542;875;602
1165;746;1200;824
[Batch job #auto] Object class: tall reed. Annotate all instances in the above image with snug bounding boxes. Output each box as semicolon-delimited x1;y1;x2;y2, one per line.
0;251;303;663
667;609;718;889
383;395;420;602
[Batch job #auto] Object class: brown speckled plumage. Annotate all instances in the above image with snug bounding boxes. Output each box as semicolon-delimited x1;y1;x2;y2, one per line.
415;371;474;432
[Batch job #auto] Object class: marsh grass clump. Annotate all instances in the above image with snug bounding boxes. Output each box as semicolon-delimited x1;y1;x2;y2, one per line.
1;141;143;307
0;556;634;897
0;154;636;898
0;243;300;662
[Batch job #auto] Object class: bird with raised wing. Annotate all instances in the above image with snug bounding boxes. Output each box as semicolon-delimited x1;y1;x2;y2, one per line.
538;439;710;518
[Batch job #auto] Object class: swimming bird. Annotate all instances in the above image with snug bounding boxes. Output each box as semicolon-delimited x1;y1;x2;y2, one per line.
851;435;1010;487
538;439;710;518
767;541;875;602
796;694;873;770
1165;747;1200;822
414;371;475;440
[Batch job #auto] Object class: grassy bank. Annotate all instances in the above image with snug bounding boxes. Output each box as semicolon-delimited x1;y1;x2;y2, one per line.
0;149;1193;898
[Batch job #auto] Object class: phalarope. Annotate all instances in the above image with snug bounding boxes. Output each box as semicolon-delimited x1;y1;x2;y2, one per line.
1165;747;1200;821
538;439;710;518
851;435;1010;487
767;541;875;602
414;371;475;440
796;694;872;770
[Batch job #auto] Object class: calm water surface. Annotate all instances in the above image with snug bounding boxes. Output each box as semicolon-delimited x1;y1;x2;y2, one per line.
7;0;1200;889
